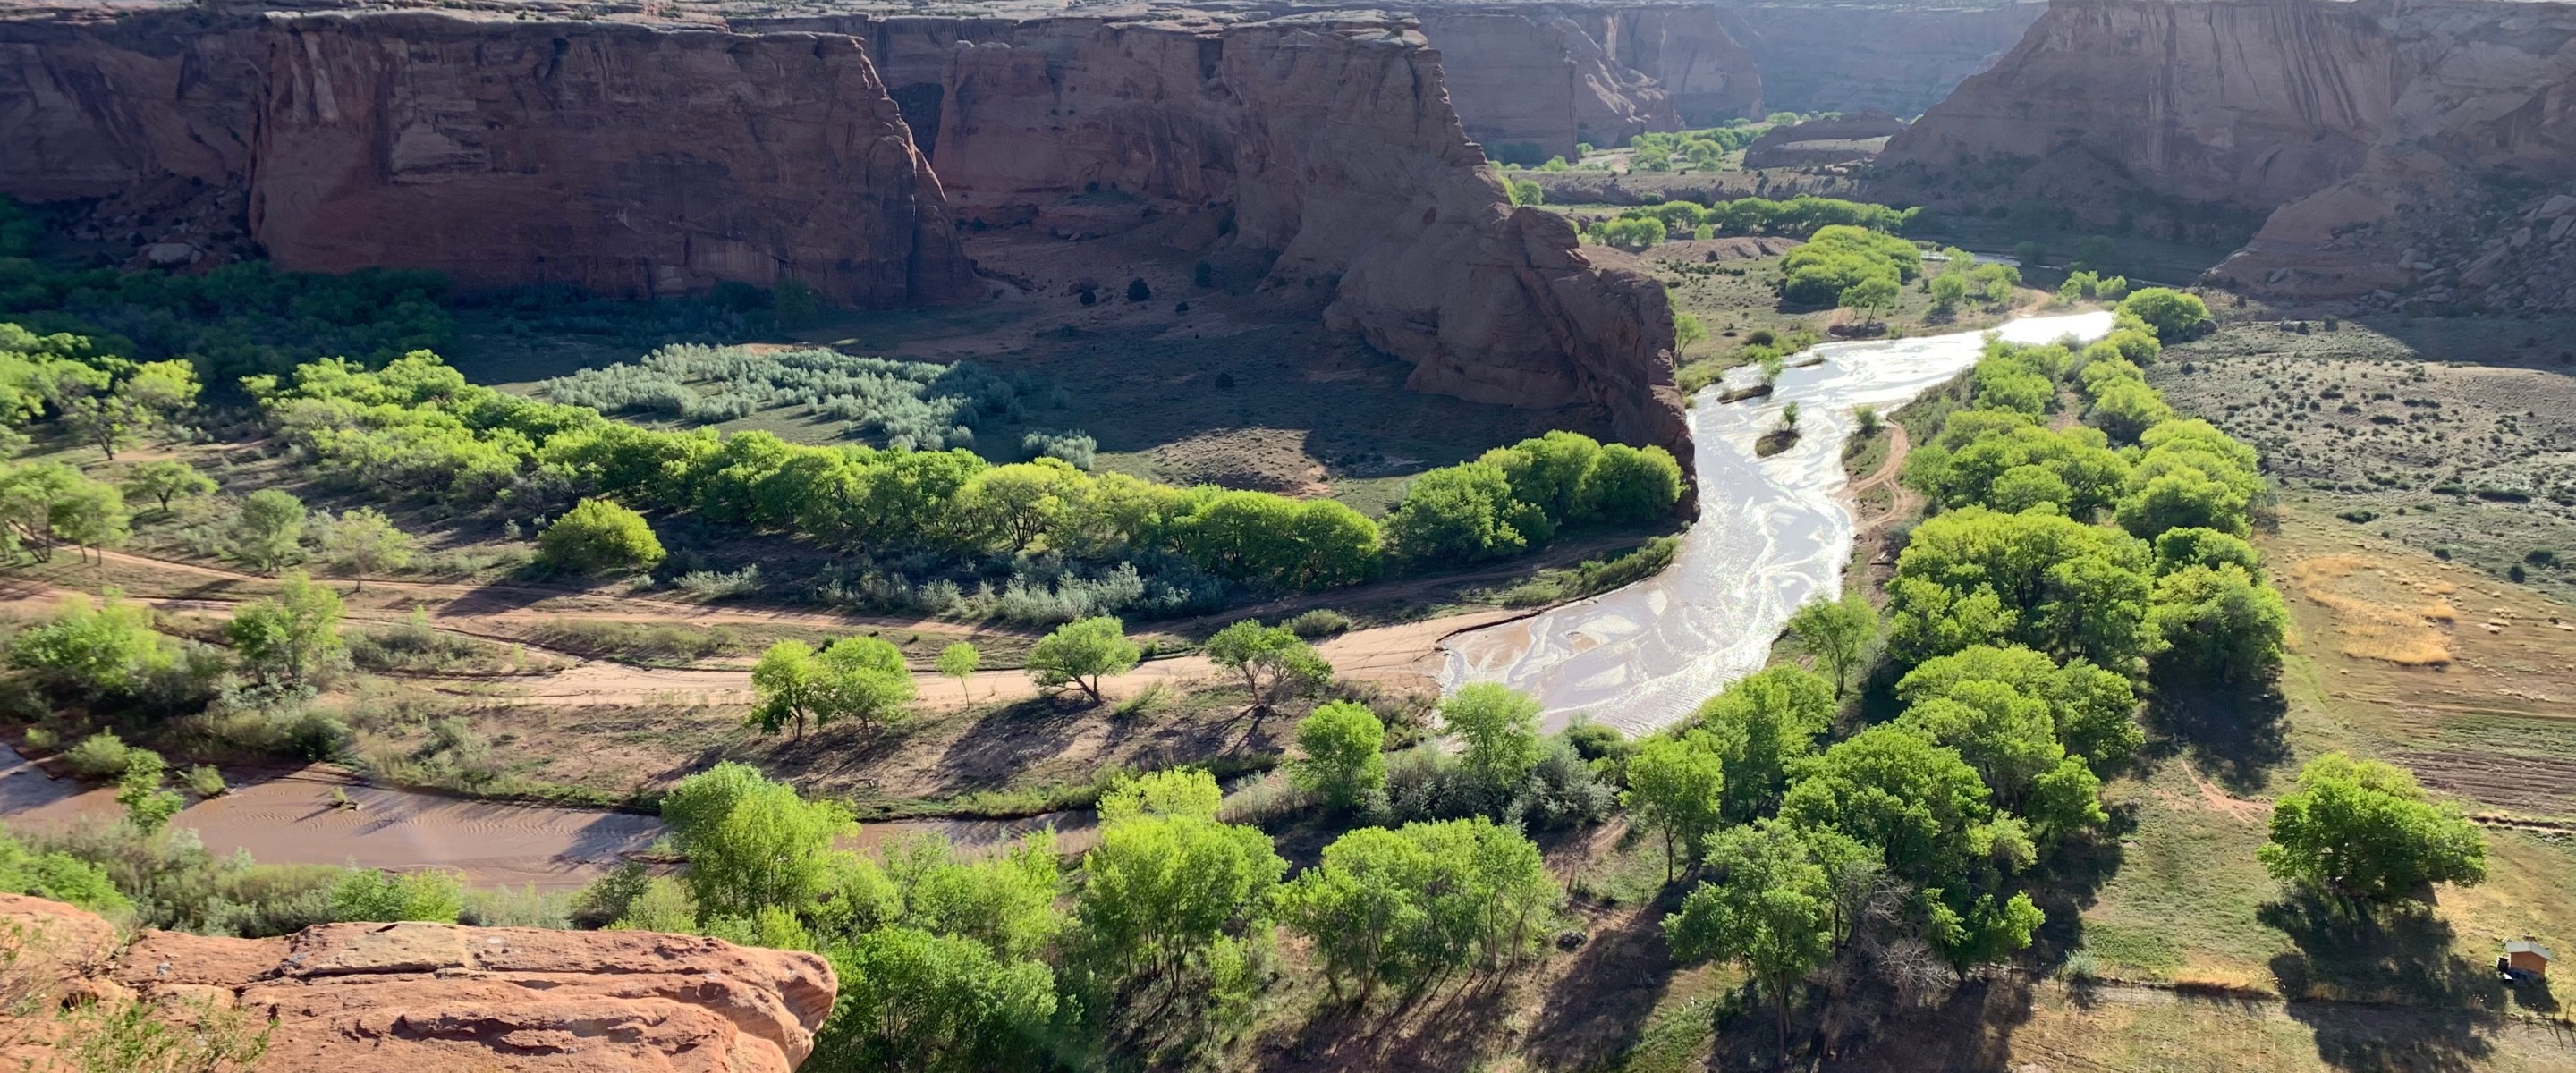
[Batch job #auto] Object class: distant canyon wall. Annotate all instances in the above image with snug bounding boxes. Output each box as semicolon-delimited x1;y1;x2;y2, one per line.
1417;4;1765;159
1885;0;2576;308
1716;3;2042;116
0;10;973;306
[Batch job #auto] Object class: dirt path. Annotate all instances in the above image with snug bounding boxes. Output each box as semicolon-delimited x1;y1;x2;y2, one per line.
1847;420;1922;535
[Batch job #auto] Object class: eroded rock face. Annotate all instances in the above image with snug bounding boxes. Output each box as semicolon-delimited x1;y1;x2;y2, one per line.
1417;8;1681;161
1888;0;2576;308
0;895;837;1073
1575;4;1764;125
771;10;1690;459
252;13;973;307
1716;2;2042;115
0;8;974;307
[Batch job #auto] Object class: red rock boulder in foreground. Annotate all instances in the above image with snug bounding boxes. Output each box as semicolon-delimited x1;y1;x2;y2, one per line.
0;893;838;1073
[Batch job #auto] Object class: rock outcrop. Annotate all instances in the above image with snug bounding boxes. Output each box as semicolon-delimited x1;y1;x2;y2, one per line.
0;893;837;1073
1742;108;1908;168
1574;4;1764;125
0;8;974;306
1887;0;2576;308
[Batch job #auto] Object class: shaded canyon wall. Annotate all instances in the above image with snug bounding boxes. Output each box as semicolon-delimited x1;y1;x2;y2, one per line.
0;10;974;306
772;10;1691;456
1885;0;2576;308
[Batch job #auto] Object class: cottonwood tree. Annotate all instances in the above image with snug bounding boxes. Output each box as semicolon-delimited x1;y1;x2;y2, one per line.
660;762;854;922
225;570;344;688
749;636;915;741
1693;666;1835;821
321;507;417;592
810;925;1058;1073
1292;700;1386;810
1784;590;1877;700
1203;619;1330;706
227;489;307;572
1442;682;1544;794
936;641;979;701
1623;734;1727;882
1026;616;1140;704
1666;820;1864;1066
536;497;665;575
2258;753;2487;912
1279;817;1557;1001
121;460;214;515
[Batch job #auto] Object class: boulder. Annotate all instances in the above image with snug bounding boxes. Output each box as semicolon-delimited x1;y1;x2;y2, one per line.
0;895;837;1073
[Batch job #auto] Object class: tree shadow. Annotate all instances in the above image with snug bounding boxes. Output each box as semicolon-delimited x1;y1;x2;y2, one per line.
2142;671;2289;795
2259;895;2507;1072
928;695;1092;790
1520;901;1676;1069
1269;971;1531;1073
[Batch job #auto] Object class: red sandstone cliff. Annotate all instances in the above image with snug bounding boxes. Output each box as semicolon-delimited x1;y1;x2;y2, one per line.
1715;2;2041;116
1886;0;2576;308
251;13;974;307
0;9;974;306
828;11;1690;457
1417;8;1682;161
0;891;837;1073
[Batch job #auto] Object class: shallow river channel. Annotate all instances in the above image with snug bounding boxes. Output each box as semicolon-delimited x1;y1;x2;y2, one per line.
1438;311;2114;735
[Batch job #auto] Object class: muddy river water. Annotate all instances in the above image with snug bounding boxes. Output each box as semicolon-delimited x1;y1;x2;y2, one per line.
1438;311;2115;735
0;312;2107;885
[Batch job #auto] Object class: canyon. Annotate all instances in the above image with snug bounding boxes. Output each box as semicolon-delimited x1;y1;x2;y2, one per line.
1884;0;2576;309
0;1;1713;459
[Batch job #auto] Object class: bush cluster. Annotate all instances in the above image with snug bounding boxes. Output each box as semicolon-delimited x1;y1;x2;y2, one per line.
538;344;1048;452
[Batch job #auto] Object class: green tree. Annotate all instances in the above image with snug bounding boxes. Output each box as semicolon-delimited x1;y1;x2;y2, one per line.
2258;753;2487;909
10;589;168;696
2119;288;2212;339
1779;724;2041;967
1692;666;1836;821
1383;462;1532;564
1784;590;1877;700
1097;768;1224;823
1897;645;2141;771
328;867;465;923
114;753;183;834
1674;313;1709;350
809;926;1057;1073
228;488;306;572
936;641;979;701
1622;735;1726;882
1026;616;1140;704
1928;272;1969;312
1886;506;2155;669
1841;275;1901;322
0;462;131;563
660;762;854;922
1665;820;1860;1066
536;497;665;574
1203;619;1330;705
882;832;1063;960
2148;563;2289;681
1580;443;1685;524
1074;808;1285;989
320;506;416;592
747;636;914;741
1278;818;1557;1001
1292;700;1386;809
1442;682;1544;793
225;570;344;688
2085;380;2174;444
120;460;214;515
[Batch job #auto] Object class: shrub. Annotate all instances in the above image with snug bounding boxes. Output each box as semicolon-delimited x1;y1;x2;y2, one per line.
1284;608;1353;638
62;732;148;781
536;498;665;575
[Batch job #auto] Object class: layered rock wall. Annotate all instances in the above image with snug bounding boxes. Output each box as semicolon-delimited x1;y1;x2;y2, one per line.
0;9;975;306
1715;2;2041;115
1577;4;1764;124
1887;0;2576;308
766;10;1690;455
1416;8;1680;161
0;892;838;1073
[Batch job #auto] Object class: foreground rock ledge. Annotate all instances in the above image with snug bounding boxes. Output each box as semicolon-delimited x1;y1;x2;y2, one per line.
0;892;837;1073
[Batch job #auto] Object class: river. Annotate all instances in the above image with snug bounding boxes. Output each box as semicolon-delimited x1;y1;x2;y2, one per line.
1437;311;2115;735
0;311;2107;885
